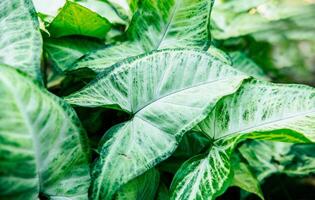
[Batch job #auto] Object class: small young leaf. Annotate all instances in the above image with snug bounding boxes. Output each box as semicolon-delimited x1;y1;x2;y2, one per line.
48;1;111;39
0;0;43;82
0;66;90;199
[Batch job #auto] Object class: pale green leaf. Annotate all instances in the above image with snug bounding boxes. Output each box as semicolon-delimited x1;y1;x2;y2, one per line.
229;52;268;80
0;66;90;200
171;79;315;199
170;145;232;200
231;154;264;200
70;0;214;72
48;1;111;39
240;140;315;181
44;37;103;72
0;0;43;81
211;0;315;39
66;49;248;199
115;168;160;200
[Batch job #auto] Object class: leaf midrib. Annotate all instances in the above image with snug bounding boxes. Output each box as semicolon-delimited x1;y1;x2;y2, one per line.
154;0;180;50
133;77;238;114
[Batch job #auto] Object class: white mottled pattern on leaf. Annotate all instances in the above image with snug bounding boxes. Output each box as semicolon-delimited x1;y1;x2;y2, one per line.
0;66;90;200
198;80;315;142
0;0;43;81
171;79;315;200
66;49;248;199
170;146;231;200
70;0;214;72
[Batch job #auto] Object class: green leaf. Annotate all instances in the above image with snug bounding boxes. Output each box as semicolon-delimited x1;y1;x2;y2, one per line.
66;49;248;199
77;0;128;25
156;182;170;200
0;0;43;82
240;140;315;181
115;168;160;200
211;0;315;39
70;0;214;72
0;66;90;199
48;1;111;39
170;145;232;200
170;79;315;199
44;37;104;72
231;153;264;200
229;52;268;80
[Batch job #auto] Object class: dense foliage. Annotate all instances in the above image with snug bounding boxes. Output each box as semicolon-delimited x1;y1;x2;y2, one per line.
0;0;314;199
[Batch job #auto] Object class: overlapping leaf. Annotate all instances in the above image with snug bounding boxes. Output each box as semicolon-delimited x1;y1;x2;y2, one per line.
48;1;111;39
44;37;103;72
70;0;214;72
66;49;248;199
240;140;315;181
116;168;160;200
0;66;90;199
0;0;43;81
171;79;315;199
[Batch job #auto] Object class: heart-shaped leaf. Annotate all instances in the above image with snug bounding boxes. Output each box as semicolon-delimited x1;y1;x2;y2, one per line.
66;49;248;199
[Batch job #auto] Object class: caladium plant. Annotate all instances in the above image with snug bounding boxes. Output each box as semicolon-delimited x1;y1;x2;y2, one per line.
1;0;315;200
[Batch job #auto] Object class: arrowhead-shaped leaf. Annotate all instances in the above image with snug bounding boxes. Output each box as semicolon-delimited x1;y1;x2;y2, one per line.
66;49;248;199
0;0;43;81
171;79;315;199
70;0;214;72
0;66;90;200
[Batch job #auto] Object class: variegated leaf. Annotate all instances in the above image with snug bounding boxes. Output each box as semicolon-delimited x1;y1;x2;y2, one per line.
66;49;248;199
0;0;43;81
0;66;90;200
70;0;214;72
171;79;315;199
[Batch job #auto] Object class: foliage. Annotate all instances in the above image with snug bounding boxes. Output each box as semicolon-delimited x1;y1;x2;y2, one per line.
0;0;315;200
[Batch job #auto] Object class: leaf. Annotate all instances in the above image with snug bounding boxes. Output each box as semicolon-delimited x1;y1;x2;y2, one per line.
156;182;170;200
66;49;248;199
170;145;232;200
0;0;43;82
70;0;215;72
48;1;111;39
115;168;160;200
44;37;104;73
229;52;268;80
170;79;315;199
77;0;128;25
239;140;315;181
0;66;90;199
211;0;315;39
231;153;264;200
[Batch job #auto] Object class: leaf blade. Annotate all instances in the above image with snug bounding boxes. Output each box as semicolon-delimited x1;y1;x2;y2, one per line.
0;66;90;199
